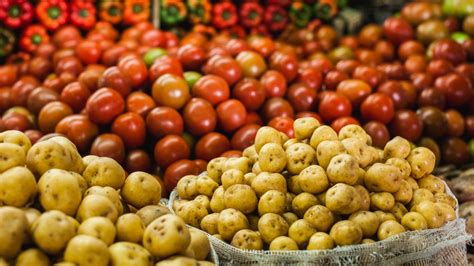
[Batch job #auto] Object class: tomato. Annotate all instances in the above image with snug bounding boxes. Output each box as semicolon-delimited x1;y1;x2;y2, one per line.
246;112;263;125
78;67;105;93
125;149;151;172
146;106;183;138
360;93;395;124
0;88;10;114
418;88;446;109
116;55;148;89
340;36;359;50
389;110;423;142
183;71;202;88
143;47;167;67
295;112;323;124
355;49;382;66
331;116;360;133
404;54;427;74
236;51;267;78
183;98;217;136
149;55;183;82
445;109;465;137
225;39;250;56
27;87;59;115
466;115;474;137
101;45;129;66
383;17;414;45
126;91;156;117
336;79;372;107
86;88;125;124
55;56;84;77
38;101;73;133
434;73;473;107
28;57;52;80
262;97;294;122
456;63;474;86
363;121;390;148
192;75;230;106
53;26;82;49
203;55;242;85
140;29;164;47
176;44;206;71
0;65;17;87
268;116;295;138
260;70;287;98
75;40;102;65
194;159;207;173
377;62;407;80
398;40;425;60
53;49;75;66
163;159;199;193
233;78;266;111
55;114;99;152
358;24;383;47
221;150;243;158
427;59;454;78
399;81;417;108
410;72;433;91
154;135;190;169
352;65;385;89
318;91;352;122
432;39;466;65
10;76;40;107
231;124;260;151
308;58;333;75
3;113;32;131
24;129;43;144
152;74;190;110
248;36;275;58
377;80;409;110
90;133;126;164
335;59;360;76
441;137;470;166
374;40;395;61
417;106;448;139
194;132;231;161
60;82;91;112
35;43;55;58
324;70;349;91
216;99;247;132
297;67;323;91
286;83;317;112
269;51;298;81
112;112;146;149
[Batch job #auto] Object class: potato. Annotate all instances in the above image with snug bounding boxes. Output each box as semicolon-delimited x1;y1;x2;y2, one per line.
0;130;31;155
251;172;287;197
377;220;406;241
418;175;445;194
255;126;282;152
224;157;250;174
247;214;260;231
176;175;199;200
364;163;402;193
116;213;145;243
288;219;316;248
283;138;298;150
362;238;376;244
410;188;435;208
326;184;360;215
384;136;411;159
434;192;457;209
341;138;373;168
143;214;190;258
291;192;319;218
354;185;370;211
310;125;338;149
327;154;360;185
435;202;456;222
15;248;49;266
258;190;287;216
252;161;262;174
76;194;118;223
122;171;162;209
269;236;298;250
288;175;303;194
78;217;116;246
221;169;245;189
394;180;413;204
175;200;208;228
316;140;346;169
26;140;75;176
0;166;36;207
244;173;256;186
69;172;87;196
38;169;82;216
196;175;219;198
349;211;379;238
24;208;41;229
64;235;109;266
82;155;99;168
231;229;263;250
32;210;75;254
370;192;395;211
285;143;316;174
243;145;258;164
385;158;411;179
109;242;152;266
258;213;289;244
407;147;436;179
200;213;220;235
84;186;123;216
0;143;26;173
218;208;249;241
294;117;320;140
137;205;170;227
48;136;84;174
374;211;397;223
82;157;126;189
194;195;211;212
307;232;334;250
304;205;335;232
206;157;227;183
155;256;198;266
414;201;445;229
390;203;408;221
282;212;299;226
210;186;225;213
339;125;369;144
68;216;80;232
285;193;294;212
298;165;328;194
258;143;287;173
0;207;28;258
406;177;419;191
401;212;428;231
187;228;210;260
329;220;363;246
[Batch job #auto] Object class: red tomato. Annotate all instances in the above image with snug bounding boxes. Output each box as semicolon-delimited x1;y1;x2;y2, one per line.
90;133;126;164
101;45;129;66
297;67;323;91
287;83;317;112
112;112;146;149
126;91;156;117
27;87;59;115
194;159;207;173
269;51;298;81
324;70;349;91
177;44;206;71
216;99;247;132
308;58;333;75
248;36;275;58
3;113;32;131
79;67;105;92
389;110;423;142
10;76;40;107
432;39;466;65
152;74;190;110
55;114;99;152
0;65;17;87
183;98;217;136
331;116;360;133
140;29;164;47
75;40;102;65
195;132;231;161
260;70;287;97
363;121;390;148
335;59;360;76
225;39;250;56
192;75;230;106
383;17;414;45
377;80;409;110
427;59;454;78
60;82;91;112
203;55;242;85
146;107;183;138
125;149;151;172
221;150;243;158
154;135;190;169
231;124;260;151
117;55;148;88
336;79;372;107
38;101;73;133
318;91;352;122
55;56;84;77
233;78;266;111
86;88;125;124
360;93;395;124
24;129;43;144
268;116;295;138
246;112;263;125
352;65;386;89
163;159;199;193
149;55;183;82
295;112;323;124
235;51;267;78
262;97;294;122
434;73;473;107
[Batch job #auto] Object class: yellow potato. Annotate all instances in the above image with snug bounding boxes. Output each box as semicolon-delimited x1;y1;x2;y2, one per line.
32;210;76;254
339;125;370;144
0;166;36;207
23;208;41;231
244;172;257;186
82;155;99;168
374;211;397;224
349;211;379;238
326;183;361;215
310;125;338;149
84;186;124;216
70;172;88;195
109;242;152;266
258;143;287;173
0;207;28;258
255;126;283;152
282;212;299;226
285;143;316;174
251;172;287;197
307;232;334;250
48;136;84;174
341;138;373;167
231;229;263;250
224;157;250;174
434;192;457;209
417;174;445;194
298;165;328;194
78;217;116;246
385;158;411;179
122;171;162;209
316;140;346;169
294;117;320;140
218;208;249;241
221;169;245;189
76;194;118;223
303;205;335;232
288;175;303;194
409;188;435;208
370;192;395;211
243;145;258;164
283;138;298;150
82;157;126;189
0;143;25;173
362;238;376;244
269;236;298;250
288;219;316;248
252;161;262;174
406;177;419;191
258;213;289;244
258;190;287;216
116;213;145;243
327;154;360;185
414;201;445;229
435;202;456;222
285;192;295;212
26;140;75;176
155;256;198;266
390;202;408;221
329;220;363;246
38;169;82;216
176;175;199;200
291;192;319;218
175;200;208;228
247;214;260;231
407;147;436;179
377;220;406;240
188;228;210;260
354;185;370;211
364;163;402;193
200;213;220;235
210;186;225;213
206;157;227;183
196;175;219;197
136;205;171;226
195;195;211;212
394;179;414;204
0;130;31;155
384;136;411;159
64;235;110;266
143;214;190;258
15;248;49;266
401;212;428;231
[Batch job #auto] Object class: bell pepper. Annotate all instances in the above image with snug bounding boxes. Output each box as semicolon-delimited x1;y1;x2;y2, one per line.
192;24;216;37
264;5;288;32
0;27;14;57
289;2;312;28
223;25;246;39
20;24;49;53
250;24;270;37
187;0;211;25
35;0;68;31
123;0;150;25
268;0;291;7
239;2;263;28
212;2;238;29
70;1;96;30
0;0;33;29
160;0;187;26
7;51;30;66
313;0;338;21
99;0;123;25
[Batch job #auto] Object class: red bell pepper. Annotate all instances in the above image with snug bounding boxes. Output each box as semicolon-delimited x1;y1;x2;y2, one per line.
99;0;123;25
20;24;50;53
239;2;263;28
70;1;96;30
123;0;150;25
268;0;291;7
250;24;270;37
212;2;238;29
36;0;68;31
0;0;33;29
264;5;288;32
223;25;246;39
192;24;216;37
187;0;211;25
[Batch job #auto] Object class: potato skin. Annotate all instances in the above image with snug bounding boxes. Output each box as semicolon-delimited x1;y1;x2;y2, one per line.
78;217;116;246
0;130;31;155
0;206;28;258
109;242;152;266
231;229;263;250
0;166;37;207
258;143;287;173
122;171;162;209
364;163;402;193
188;228;210;260
0;143;26;173
15;248;49;266
38;169;82;216
304;205;335;232
26;140;75;176
136;205;170;226
82;157;126;189
224;184;258;214
218;208;249;241
329;220;363;246
116;213;145;243
32;210;76;254
64;235;110;266
258;213;289;244
84;186;124;216
76;194;118;223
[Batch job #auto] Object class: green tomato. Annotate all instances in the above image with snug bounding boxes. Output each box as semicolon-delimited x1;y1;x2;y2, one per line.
451;32;471;43
183;71;202;88
143;48;167;67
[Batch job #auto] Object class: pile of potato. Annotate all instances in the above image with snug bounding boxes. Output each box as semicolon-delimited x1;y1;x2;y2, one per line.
0;130;214;266
174;119;458;250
